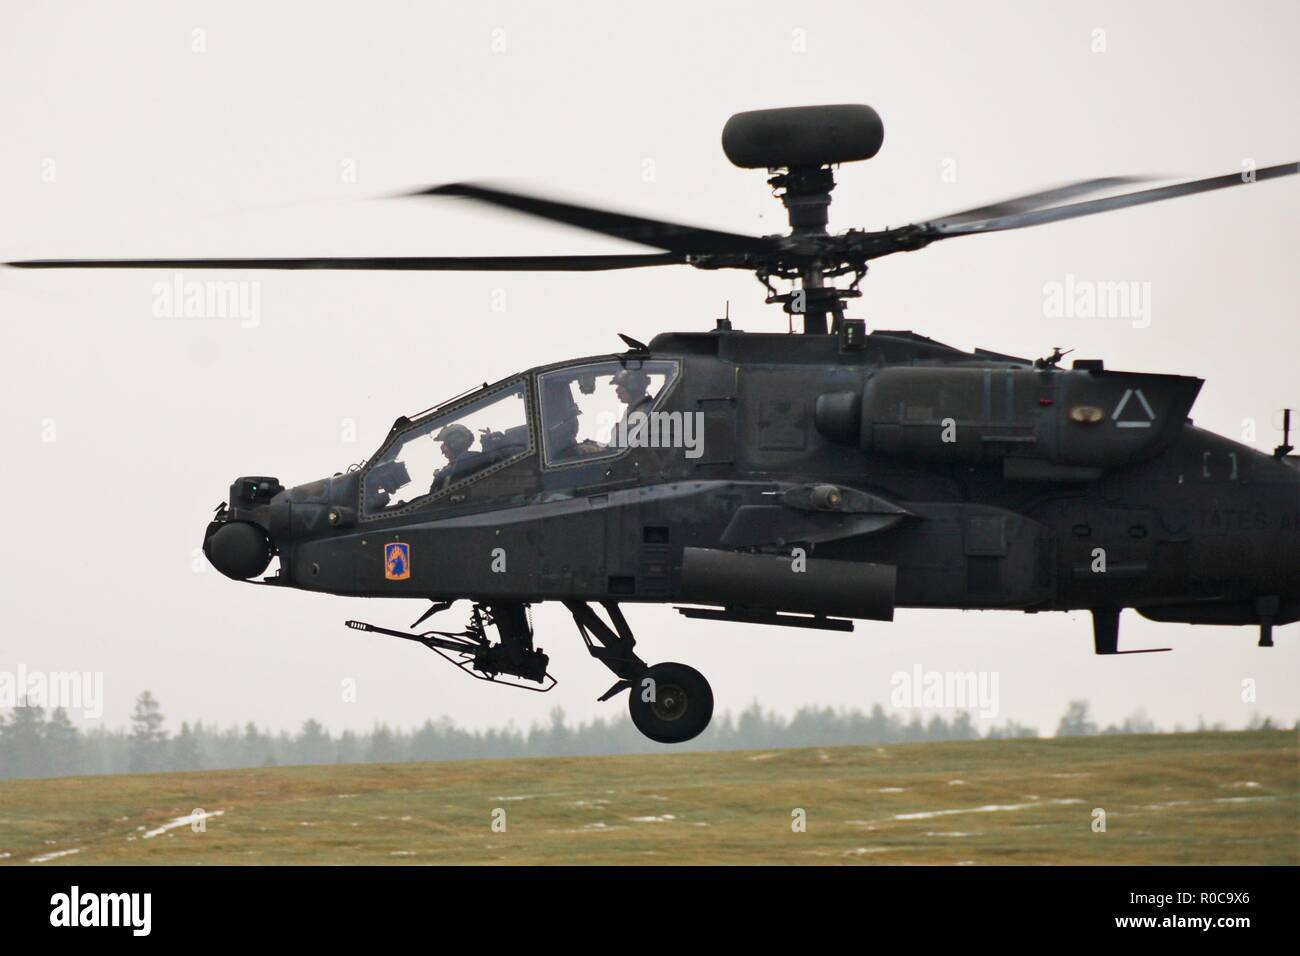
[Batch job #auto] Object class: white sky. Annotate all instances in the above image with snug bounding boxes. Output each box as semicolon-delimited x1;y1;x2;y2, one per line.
1;0;1297;736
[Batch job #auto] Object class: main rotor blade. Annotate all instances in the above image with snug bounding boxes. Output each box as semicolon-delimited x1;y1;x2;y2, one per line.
413;182;775;256
6;253;686;271
930;162;1299;236
932;175;1152;224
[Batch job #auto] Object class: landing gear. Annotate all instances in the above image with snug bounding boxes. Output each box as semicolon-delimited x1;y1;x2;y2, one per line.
348;600;715;743
564;601;715;744
627;662;714;744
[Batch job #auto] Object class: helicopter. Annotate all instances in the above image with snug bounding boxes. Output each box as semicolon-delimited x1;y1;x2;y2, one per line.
10;104;1299;744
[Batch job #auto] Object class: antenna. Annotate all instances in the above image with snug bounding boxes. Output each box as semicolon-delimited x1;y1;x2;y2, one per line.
1274;408;1294;458
716;300;732;331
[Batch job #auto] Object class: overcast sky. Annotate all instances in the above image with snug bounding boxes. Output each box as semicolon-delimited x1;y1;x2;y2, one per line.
2;0;1297;736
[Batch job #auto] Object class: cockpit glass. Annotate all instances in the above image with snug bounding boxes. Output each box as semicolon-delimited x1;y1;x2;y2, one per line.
363;381;531;513
538;360;678;466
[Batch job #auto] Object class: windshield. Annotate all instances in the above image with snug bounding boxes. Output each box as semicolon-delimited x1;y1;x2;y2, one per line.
538;360;679;466
363;380;531;513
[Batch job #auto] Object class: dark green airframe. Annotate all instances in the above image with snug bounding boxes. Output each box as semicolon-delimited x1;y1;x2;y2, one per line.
11;106;1298;743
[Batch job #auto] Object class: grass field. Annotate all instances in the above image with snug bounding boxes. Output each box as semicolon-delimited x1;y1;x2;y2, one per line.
1;731;1295;865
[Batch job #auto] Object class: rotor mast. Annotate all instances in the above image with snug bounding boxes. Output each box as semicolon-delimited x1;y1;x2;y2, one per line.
771;164;844;335
722;105;884;335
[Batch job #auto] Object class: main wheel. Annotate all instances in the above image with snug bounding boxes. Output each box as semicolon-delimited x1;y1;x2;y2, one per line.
628;662;714;744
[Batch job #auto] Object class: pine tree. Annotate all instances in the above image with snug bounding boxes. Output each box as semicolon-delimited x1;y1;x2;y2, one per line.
1;706;50;778
336;730;360;763
950;710;979;740
367;724;401;762
170;721;202;771
1120;709;1156;734
128;691;168;772
240;722;274;766
296;719;333;765
45;707;82;776
1056;700;1098;737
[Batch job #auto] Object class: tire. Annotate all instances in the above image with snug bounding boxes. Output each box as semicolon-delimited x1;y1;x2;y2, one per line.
627;662;714;744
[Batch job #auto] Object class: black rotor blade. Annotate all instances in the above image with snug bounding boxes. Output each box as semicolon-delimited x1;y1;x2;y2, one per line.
413;182;775;256
932;175;1152;224
6;253;686;272
930;162;1299;236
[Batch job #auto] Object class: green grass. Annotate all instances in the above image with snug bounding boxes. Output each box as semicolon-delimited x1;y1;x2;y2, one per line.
2;731;1295;865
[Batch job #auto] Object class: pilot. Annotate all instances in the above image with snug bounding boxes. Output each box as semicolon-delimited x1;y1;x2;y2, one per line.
612;368;654;447
544;384;605;461
430;423;483;493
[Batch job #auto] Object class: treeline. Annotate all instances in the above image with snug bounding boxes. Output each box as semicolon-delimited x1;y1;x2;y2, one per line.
0;692;1286;780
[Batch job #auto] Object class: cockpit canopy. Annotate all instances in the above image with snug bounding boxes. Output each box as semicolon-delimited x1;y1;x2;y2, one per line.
364;379;531;513
361;359;678;516
538;360;677;466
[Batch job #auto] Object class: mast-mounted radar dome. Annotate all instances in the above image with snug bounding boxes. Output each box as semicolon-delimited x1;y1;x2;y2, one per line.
721;104;884;169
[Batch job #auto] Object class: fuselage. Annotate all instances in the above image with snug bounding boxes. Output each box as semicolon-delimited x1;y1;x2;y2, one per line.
205;329;1300;632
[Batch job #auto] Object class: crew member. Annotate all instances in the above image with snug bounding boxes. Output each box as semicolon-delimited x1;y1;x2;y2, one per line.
544;384;605;462
611;368;654;446
430;423;482;492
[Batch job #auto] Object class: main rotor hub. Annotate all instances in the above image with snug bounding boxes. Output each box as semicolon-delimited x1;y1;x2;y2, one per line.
770;166;837;235
764;163;853;334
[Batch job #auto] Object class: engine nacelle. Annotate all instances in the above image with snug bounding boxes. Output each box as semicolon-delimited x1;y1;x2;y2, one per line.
816;366;1202;475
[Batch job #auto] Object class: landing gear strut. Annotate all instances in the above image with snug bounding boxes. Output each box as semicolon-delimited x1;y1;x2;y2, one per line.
565;601;714;744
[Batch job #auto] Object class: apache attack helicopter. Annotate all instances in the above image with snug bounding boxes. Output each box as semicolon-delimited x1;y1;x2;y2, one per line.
11;105;1299;743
